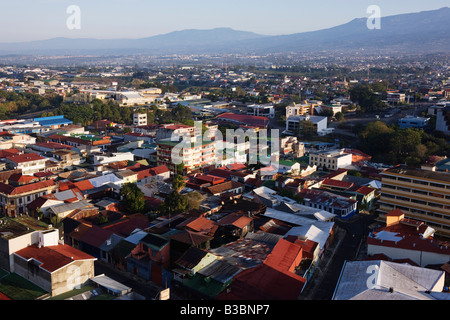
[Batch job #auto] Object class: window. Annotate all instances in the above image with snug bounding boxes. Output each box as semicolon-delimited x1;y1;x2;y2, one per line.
430;182;444;188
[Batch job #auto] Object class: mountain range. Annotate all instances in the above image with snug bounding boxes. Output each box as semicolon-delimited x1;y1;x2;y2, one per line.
0;7;449;56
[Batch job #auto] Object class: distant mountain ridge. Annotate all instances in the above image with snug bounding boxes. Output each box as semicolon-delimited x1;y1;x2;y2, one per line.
0;7;449;55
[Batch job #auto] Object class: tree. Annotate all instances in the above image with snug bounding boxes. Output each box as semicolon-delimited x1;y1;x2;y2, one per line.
172;174;186;191
335;112;344;121
161;191;190;216
120;183;146;213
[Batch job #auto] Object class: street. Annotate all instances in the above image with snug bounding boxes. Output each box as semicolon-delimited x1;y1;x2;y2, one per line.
300;213;376;300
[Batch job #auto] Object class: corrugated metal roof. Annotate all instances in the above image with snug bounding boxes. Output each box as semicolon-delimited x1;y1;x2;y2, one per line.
197;259;241;283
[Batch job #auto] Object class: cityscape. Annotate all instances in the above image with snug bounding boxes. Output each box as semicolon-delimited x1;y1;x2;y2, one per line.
0;1;449;313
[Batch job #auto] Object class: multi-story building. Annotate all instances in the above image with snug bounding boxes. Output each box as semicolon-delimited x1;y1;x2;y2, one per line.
436;106;450;136
0;179;58;217
285;101;317;118
4;152;47;175
309;149;353;171
246;104;275;118
285;115;329;136
379;166;450;238
387;92;406;104
133;113;147;126
157;137;216;174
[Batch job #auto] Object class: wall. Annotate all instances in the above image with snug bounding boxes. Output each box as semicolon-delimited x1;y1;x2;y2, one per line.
367;243;450;267
50;260;95;296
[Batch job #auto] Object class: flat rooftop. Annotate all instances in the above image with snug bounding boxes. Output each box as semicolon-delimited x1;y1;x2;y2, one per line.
382;166;450;183
0;216;50;240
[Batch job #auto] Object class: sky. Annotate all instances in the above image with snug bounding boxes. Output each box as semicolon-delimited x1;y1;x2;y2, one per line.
0;0;449;42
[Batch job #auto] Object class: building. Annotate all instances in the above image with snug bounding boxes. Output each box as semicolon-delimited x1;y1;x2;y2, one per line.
299;188;357;219
4;152;47;175
215;113;270;129
332;260;446;300
398;115;430;129
309;149;353;171
436;106;450;136
285;115;329;136
133;113;147;127
379;166;450;238
48;134;111;153
285;102;317;118
13;229;96;297
33;115;73;129
246;104;275;118
156;137;216;174
366;209;450;267
0;179;58;217
0;216;54;272
387;92;406;104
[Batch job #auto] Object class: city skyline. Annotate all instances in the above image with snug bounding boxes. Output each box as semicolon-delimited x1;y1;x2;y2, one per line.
1;0;449;42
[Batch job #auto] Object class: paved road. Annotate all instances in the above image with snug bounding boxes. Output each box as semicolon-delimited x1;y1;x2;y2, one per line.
301;214;376;300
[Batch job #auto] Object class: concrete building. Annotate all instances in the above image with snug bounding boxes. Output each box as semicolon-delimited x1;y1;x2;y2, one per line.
157;137;216;174
436;106;450;136
398;115;429;129
285;115;329;136
379;166;450;238
133;113;147;127
13;228;96;297
366;209;450;267
309;149;353;171
246;104;275;118
4;152;47;175
387;92;406;104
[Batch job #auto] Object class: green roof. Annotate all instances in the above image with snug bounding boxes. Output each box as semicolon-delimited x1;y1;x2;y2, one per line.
279;160;298;166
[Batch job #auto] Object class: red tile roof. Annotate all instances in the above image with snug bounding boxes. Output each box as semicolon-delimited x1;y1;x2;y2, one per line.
0;179;56;195
6;152;45;164
218;212;253;229
35;141;73;150
73;179;95;191
321;178;354;189
0;148;20;158
150;165;169;175
14;244;96;273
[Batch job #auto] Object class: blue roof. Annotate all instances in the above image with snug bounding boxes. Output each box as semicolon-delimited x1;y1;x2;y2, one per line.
34;115;73;126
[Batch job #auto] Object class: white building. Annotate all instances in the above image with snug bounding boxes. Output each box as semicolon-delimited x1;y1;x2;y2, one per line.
5;152;47;175
285;115;330;136
247;104;275;118
92;152;134;166
309;149;353;171
133;113;147;126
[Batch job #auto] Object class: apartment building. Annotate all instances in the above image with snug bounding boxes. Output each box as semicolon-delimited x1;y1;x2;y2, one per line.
285;101;317;118
133;113;147;126
156;137;216;174
379;166;450;238
309;149;353;171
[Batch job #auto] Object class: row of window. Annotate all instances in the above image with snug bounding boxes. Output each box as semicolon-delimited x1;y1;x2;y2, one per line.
382;183;450;200
384;175;449;189
382;192;450;210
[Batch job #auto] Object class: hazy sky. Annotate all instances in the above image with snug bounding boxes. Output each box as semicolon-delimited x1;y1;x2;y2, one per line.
1;0;449;42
